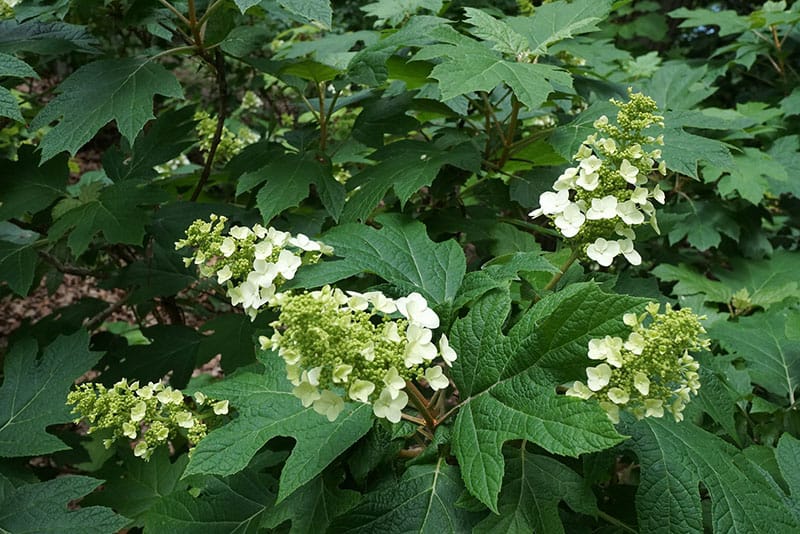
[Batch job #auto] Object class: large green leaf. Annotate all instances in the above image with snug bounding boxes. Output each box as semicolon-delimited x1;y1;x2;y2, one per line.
0;146;68;221
287;214;466;307
331;458;479;533
661;127;732;180
0;240;37;296
0;52;37;122
506;0;613;56
144;468;275;533
0;20;99;54
198;313;258;372
261;471;360;533
31;58;183;161
711;147;788;204
625;416;799;533
462;8;528;57
84;449;189;526
341;139;480;223
0;331;102;457
103;106;198;182
102;325;203;389
237;152;345;223
184;366;373;502
235;0;332;28
473;448;597;534
669;7;750;37
0;475;128;533
362;0;442;27
654;250;800;310
451;284;642;511
414;35;572;109
47;181;167;257
710;308;800;402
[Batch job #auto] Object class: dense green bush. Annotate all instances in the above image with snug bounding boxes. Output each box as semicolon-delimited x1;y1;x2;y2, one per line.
1;0;799;532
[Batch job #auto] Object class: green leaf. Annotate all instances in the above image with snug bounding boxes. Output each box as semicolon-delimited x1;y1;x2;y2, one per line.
331;458;479;533
414;36;572;110
451;284;640;511
0;20;99;54
463;8;528;57
777;433;800;499
473;448;597;534
184;370;373;502
85;449;189;525
624;416;799;533
0;52;37;78
288;214;466;307
713;147;787;204
341;140;480;222
362;0;442;27
103;325;203;389
661;127;733;180
198;314;257;372
0;331;102;457
31;58;183;162
108;241;195;302
0;476;129;533
0;240;37;296
506;0;613;56
239;152;345;223
663;201;739;251
710;308;800;402
47;181;167;257
0;87;23;122
642;62;717;110
654;251;800;309
669;7;750;36
261;471;360;533
0;146;69;221
767;135;800;197
103;106;198;182
251;0;333;28
144;468;275;533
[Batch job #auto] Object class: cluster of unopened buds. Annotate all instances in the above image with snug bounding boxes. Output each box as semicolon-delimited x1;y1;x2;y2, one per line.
177;217;457;424
67;379;229;460
266;285;456;423
175;214;333;319
530;91;667;266
566;302;708;423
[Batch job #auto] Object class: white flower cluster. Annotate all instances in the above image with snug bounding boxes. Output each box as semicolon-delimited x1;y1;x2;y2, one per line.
266;285;457;423
67;378;229;461
530;92;666;267
566;302;707;423
175;215;333;320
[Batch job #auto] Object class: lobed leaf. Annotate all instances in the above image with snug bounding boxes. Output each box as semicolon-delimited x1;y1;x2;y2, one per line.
0;331;102;457
450;284;644;511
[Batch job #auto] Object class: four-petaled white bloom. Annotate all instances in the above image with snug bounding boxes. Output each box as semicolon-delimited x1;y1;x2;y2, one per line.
619;159;639;184
396;293;440;329
424;366;450;390
554;203;585;238
373;389;408;423
586;238;620;267
586;196;618;220
586;363;612;391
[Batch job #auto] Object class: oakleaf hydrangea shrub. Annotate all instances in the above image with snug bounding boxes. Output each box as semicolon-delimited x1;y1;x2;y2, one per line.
530;91;666;266
567;302;708;423
67;379;229;460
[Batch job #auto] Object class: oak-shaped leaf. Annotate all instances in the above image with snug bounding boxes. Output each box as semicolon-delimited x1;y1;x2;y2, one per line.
473;447;597;533
0;475;129;533
184;359;373;502
331;458;480;533
450;284;645;511
710;308;800;402
31;58;183;162
0;330;102;457
144;468;276;533
288;214;465;307
624;416;800;533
